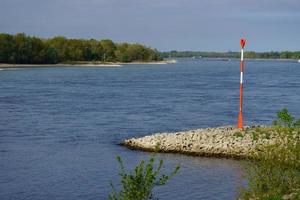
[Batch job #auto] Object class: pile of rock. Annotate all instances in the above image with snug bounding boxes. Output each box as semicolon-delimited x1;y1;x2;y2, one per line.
122;126;277;159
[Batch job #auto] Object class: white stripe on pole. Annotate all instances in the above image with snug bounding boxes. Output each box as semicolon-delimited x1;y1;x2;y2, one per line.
240;72;243;84
241;49;244;61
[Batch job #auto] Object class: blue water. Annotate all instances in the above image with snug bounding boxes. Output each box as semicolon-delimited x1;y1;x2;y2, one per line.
0;59;299;200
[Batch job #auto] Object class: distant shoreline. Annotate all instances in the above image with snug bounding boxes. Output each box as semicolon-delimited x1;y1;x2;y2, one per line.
1;58;297;69
173;57;299;61
0;60;171;69
246;58;299;62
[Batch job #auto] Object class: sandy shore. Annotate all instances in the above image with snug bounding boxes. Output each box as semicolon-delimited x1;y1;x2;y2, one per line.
0;63;121;68
122;60;172;65
122;126;281;159
0;60;173;69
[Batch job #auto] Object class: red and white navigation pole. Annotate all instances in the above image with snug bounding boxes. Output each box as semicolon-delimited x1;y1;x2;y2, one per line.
238;38;246;129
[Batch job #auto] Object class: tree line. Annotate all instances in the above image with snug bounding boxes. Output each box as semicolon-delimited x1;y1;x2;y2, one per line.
0;33;162;64
160;50;300;59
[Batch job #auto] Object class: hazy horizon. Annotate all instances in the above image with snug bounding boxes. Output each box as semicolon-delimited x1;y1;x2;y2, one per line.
1;0;299;52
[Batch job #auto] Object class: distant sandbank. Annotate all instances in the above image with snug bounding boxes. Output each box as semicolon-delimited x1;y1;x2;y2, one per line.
0;60;174;69
0;63;122;68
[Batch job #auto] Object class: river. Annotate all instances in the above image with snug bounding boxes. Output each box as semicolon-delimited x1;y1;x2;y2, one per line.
1;58;299;199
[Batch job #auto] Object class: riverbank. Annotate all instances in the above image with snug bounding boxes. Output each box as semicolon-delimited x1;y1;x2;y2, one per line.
122;126;282;159
0;60;172;69
0;63;122;68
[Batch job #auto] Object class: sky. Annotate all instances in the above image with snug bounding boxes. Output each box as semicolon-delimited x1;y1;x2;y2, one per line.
0;0;299;52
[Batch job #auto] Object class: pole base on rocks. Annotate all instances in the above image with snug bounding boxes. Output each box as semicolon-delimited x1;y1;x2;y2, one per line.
238;112;243;129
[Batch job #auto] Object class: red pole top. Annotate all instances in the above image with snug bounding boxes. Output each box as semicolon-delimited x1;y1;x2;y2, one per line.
240;38;246;49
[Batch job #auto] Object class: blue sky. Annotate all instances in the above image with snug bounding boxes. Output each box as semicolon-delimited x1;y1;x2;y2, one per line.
0;0;299;51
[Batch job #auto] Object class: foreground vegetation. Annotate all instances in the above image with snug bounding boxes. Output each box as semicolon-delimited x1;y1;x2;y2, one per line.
160;51;300;60
239;109;300;200
116;109;299;200
109;155;180;200
0;33;162;64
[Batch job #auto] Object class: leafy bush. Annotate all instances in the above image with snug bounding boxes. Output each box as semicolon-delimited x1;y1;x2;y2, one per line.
272;108;300;128
108;156;180;200
234;131;244;138
251;131;258;141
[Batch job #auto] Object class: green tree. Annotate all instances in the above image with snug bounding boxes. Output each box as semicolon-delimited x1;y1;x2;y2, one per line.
101;39;116;62
13;33;33;63
0;33;162;64
0;33;15;63
115;43;130;62
30;37;48;63
39;45;59;64
90;39;103;60
48;36;70;62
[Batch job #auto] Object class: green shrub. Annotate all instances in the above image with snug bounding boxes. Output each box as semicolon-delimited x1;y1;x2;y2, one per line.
234;131;244;138
264;132;271;140
251;132;258;141
108;156;180;200
272;108;300;128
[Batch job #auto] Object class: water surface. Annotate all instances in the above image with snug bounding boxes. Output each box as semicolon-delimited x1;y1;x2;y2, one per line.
1;59;299;200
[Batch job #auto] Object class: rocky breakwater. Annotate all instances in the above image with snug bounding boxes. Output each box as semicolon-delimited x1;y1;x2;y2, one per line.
122;126;278;159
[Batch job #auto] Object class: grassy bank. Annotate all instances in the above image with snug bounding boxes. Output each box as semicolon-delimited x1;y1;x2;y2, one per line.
239;109;300;200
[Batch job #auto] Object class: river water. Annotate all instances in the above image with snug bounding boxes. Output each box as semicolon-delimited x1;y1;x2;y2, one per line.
1;59;299;200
